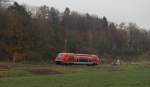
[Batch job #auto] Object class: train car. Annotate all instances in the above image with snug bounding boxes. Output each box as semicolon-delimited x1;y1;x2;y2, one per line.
55;53;100;65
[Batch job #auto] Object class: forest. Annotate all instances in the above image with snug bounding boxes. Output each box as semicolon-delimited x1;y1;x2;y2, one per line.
0;0;150;62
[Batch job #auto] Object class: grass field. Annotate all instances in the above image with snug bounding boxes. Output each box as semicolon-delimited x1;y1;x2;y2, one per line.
0;64;150;87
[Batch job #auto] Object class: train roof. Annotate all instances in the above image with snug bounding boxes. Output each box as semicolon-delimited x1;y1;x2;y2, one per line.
58;53;97;57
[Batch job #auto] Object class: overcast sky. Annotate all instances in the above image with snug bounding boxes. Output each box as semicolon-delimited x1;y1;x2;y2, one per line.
15;0;150;29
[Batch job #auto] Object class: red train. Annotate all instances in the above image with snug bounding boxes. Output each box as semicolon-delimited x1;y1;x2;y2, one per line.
55;53;100;65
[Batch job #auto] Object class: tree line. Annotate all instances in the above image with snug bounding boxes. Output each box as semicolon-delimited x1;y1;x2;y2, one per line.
0;1;150;62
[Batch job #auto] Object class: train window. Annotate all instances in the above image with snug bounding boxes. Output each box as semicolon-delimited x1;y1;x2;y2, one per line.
68;55;74;60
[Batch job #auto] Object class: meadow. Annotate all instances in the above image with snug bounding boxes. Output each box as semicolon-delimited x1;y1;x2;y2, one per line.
0;63;150;87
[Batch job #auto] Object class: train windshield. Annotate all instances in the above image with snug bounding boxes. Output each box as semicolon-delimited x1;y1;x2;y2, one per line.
58;53;63;57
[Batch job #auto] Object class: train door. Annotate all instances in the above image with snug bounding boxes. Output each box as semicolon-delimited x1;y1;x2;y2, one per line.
67;54;75;63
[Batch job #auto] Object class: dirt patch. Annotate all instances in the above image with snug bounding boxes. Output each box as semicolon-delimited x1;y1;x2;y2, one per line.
0;65;10;71
0;65;9;69
26;68;62;75
11;64;62;75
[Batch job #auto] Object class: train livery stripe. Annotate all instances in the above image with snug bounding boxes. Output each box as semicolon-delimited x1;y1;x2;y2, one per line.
74;62;93;64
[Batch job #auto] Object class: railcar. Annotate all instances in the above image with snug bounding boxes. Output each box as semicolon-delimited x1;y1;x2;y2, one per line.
55;53;100;65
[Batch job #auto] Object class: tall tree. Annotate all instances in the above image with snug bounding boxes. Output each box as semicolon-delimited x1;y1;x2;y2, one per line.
4;2;32;55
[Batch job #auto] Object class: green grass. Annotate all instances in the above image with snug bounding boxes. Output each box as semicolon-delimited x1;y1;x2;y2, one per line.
0;64;150;87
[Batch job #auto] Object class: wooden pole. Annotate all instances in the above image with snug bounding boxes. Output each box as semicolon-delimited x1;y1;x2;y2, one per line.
64;39;67;52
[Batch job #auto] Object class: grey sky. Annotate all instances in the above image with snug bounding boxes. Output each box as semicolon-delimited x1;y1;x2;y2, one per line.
15;0;150;29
